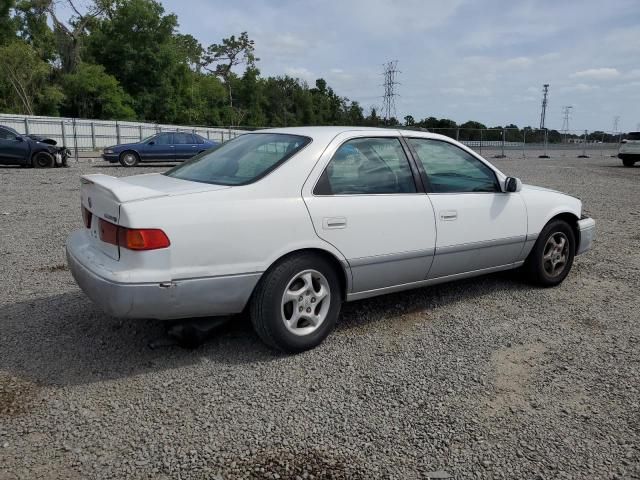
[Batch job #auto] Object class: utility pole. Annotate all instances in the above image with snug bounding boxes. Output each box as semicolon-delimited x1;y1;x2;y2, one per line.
561;105;573;142
538;84;550;158
381;61;400;125
613;115;620;133
539;84;549;130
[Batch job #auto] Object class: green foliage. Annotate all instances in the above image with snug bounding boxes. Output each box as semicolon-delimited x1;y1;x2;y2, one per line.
0;39;52;114
61;63;135;119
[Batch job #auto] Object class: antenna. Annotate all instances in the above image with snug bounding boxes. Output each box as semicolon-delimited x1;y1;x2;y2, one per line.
561;105;573;142
382;60;400;124
539;84;549;130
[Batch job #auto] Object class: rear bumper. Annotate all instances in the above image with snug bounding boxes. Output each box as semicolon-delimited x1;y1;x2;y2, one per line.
576;217;595;255
66;230;261;320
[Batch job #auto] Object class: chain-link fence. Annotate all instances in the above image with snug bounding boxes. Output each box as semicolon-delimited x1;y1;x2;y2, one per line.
420;127;623;159
0;114;625;161
0;113;245;153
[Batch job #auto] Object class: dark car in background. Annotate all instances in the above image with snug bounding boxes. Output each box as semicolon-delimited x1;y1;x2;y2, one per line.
0;125;70;168
102;132;219;167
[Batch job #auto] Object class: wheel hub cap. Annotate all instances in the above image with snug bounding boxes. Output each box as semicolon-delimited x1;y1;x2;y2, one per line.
281;269;330;336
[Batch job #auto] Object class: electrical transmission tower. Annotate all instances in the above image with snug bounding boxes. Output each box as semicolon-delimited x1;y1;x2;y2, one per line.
561;105;573;142
613;115;620;133
382;61;400;124
539;84;549;130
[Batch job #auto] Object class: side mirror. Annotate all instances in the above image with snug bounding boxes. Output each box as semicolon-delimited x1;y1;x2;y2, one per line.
148;141;155;145
505;177;522;193
15;135;24;142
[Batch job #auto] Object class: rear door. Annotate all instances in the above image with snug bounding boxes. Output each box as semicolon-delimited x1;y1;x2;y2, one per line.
406;137;527;279
173;132;199;160
303;132;436;294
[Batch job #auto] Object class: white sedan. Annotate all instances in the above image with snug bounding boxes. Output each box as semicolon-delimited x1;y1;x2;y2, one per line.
66;127;595;351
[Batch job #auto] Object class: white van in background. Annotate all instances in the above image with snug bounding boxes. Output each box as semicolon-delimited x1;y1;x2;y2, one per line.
619;132;640;167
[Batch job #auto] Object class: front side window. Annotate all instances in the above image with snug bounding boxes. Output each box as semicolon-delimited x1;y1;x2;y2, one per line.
408;138;499;193
165;133;310;186
314;137;416;195
0;128;18;140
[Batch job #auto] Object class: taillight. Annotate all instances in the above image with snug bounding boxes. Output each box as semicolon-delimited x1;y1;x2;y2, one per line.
118;228;170;251
98;218;170;251
82;206;92;228
99;218;118;245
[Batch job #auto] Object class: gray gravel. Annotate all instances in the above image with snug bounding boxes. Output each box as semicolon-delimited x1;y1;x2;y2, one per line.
1;151;639;479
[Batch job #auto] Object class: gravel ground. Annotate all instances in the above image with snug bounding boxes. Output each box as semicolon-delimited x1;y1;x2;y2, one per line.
1;150;639;479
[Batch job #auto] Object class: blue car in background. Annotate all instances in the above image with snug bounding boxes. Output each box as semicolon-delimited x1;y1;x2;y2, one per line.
102;131;219;167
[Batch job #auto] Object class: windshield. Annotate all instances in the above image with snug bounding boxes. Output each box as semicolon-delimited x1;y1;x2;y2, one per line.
164;133;311;185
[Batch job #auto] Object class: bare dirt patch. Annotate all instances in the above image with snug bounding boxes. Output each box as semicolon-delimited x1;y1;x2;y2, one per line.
486;343;546;415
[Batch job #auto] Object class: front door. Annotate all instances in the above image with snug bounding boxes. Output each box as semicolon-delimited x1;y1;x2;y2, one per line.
406;137;527;279
144;132;175;161
0;128;29;165
303;133;436;294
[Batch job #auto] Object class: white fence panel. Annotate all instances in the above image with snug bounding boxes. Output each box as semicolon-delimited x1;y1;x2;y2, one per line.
0;113;244;151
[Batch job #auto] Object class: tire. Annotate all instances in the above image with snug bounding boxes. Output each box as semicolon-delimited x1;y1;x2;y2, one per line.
32;152;54;168
622;157;636;167
250;253;342;352
119;151;140;167
523;219;576;287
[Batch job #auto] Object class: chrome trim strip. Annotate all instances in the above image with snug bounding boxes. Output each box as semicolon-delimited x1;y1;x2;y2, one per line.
346;261;524;302
348;248;435;267
435;235;526;255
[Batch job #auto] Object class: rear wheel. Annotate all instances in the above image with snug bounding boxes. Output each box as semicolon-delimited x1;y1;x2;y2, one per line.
622;157;636;167
523;219;575;287
32;152;54;168
119;151;140;167
250;253;342;352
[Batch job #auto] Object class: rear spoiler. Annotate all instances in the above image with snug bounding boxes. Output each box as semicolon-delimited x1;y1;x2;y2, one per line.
80;174;168;203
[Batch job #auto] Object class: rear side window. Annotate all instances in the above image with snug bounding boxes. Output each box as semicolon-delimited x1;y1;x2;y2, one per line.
165;133;310;185
314;137;416;195
174;133;195;144
408;138;499;193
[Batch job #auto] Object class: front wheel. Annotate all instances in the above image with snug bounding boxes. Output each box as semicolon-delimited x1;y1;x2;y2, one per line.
250;253;342;352
523;219;575;287
32;152;54;168
119;151;140;167
622;157;636;167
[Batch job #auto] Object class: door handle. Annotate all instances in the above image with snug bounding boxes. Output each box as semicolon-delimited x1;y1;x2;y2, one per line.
323;217;347;229
440;210;458;221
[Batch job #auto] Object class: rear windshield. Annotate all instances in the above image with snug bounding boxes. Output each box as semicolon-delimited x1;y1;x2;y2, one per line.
165;133;310;185
628;132;640;141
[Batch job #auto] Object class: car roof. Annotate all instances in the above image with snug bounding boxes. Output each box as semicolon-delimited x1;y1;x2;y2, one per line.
0;125;18;134
251;126;449;142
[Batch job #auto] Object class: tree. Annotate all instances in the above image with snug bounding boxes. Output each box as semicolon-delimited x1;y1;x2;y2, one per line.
404;115;415;127
86;0;192;122
203;31;258;123
0;40;51;114
46;0;107;73
61;62;135;119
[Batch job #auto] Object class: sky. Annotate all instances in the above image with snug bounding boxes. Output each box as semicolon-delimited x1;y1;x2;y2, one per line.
96;0;640;131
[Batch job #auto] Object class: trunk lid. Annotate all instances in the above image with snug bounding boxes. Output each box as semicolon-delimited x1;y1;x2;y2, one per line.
80;173;229;260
